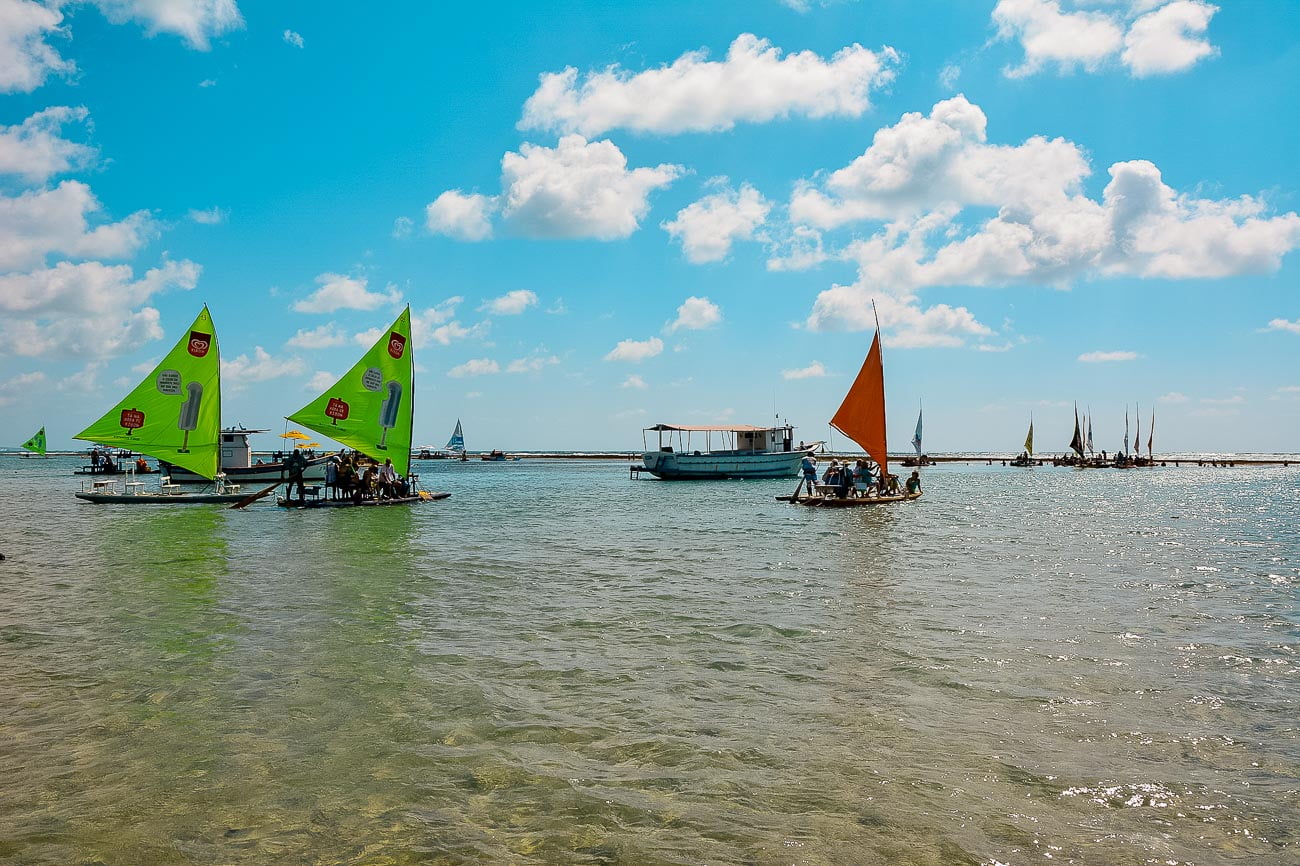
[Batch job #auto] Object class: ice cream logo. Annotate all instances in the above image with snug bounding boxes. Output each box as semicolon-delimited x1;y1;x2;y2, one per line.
188;331;212;357
387;331;406;359
120;408;145;434
326;397;350;424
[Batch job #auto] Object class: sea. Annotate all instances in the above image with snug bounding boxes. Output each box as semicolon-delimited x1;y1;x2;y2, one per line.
1;457;1296;865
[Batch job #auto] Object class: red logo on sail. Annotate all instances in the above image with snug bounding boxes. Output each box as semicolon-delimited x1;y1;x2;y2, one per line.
188;331;212;357
325;398;350;423
120;408;145;433
387;332;406;359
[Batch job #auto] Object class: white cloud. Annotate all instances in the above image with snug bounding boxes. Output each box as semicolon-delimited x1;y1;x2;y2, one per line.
1199;394;1245;405
285;322;350;349
663;183;770;263
604;336;664;362
428;320;487;346
1158;391;1189;403
977;342;1014;352
187;206;227;224
500;135;682;240
87;0;244;51
767;225;828;271
448;358;500;377
0;258;198;359
788;96;1300;298
505;354;559;373
0;0;74;93
221;346;306;390
482;289;537;315
0;106;95;182
1263;318;1300;335
392;216;413;238
621;374;647;389
425;190;496;241
198;78;216;88
806;283;993;348
992;0;1218;79
783;361;827;380
292;272;400;313
667;296;722;333
57;360;104;393
939;63;961;90
1078;350;1138;362
1122;1;1218;77
0;257;199;317
282;29;303;49
0;181;156;271
465;390;482;399
519;33;898;136
0;370;45;406
304;370;335;392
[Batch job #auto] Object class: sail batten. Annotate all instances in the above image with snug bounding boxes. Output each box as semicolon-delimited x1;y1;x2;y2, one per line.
830;329;888;476
287;307;415;475
74;307;221;479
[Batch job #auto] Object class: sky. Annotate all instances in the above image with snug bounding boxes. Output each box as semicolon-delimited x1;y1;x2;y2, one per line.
1;0;1298;454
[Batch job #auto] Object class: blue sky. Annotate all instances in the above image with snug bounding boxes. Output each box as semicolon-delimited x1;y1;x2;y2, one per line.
1;0;1297;453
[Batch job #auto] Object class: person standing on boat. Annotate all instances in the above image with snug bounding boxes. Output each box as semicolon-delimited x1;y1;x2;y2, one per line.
324;456;339;500
91;447;101;472
800;453;818;491
285;448;307;503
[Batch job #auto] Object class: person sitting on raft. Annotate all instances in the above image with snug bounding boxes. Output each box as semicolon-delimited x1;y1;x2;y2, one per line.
906;471;922;494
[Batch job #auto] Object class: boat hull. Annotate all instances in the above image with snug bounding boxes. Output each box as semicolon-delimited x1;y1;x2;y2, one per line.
778;491;922;507
160;456;328;484
75;491;248;504
276;491;450;509
641;449;807;480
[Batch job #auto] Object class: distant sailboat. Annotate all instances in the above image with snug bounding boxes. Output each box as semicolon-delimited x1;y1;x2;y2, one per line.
1148;408;1155;461
19;426;48;458
446;419;465;455
782;315;921;506
1068;405;1085;463
1012;417;1034;466
281;306;445;507
911;407;923;460
74;307;246;503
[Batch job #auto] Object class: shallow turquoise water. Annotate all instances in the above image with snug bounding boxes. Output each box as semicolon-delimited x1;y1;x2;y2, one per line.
0;458;1296;865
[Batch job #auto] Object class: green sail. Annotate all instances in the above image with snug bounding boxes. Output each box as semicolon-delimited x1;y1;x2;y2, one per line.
21;426;47;455
74;307;222;480
287;307;414;476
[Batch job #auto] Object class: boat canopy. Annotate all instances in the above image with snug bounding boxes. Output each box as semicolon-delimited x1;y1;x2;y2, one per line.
645;423;779;433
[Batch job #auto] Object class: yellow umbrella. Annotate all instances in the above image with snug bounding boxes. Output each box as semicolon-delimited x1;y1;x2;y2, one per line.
281;430;311;441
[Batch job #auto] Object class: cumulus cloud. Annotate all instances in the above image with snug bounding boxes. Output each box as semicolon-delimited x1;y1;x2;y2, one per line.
187;206;227;224
285;322;351;349
806;283;993;348
621;374;647;389
292;272;401;313
0;257;199;317
519;33;898;136
782;361;827;379
0;0;74;93
282;29;303;48
663;183;771;263
221;346;306;390
482;289;537;315
500;135;682;239
790;96;1300;293
88;0;244;50
1263;318;1300;334
427;320;488;346
1078;350;1138;362
425;190;496;241
666;296;722;333
0;369;45;405
0;181;156;271
505;353;559;373
391;216;413;238
448;358;500;377
993;0;1218;79
604;336;664;362
0;106;96;183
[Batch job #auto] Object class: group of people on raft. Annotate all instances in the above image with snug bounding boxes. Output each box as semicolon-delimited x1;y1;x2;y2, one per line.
88;447;151;475
800;454;922;498
283;448;412;503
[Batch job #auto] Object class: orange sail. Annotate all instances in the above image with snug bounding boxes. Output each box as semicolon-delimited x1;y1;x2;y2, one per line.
830;328;888;476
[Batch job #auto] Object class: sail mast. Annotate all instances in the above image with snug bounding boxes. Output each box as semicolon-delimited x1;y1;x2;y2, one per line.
829;301;889;477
